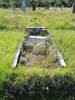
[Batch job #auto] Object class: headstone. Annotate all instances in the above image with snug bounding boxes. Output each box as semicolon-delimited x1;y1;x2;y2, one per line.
45;2;49;10
12;9;16;14
21;0;26;11
46;2;49;10
61;5;64;10
39;7;40;10
54;7;56;11
72;3;75;13
38;0;41;11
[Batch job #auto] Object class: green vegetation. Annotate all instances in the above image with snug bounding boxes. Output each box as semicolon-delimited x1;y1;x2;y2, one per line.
0;8;75;100
0;30;21;83
0;0;74;7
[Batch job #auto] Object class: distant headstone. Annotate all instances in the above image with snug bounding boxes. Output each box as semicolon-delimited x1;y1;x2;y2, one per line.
45;2;49;10
12;9;16;14
39;7;40;10
54;7;56;11
72;3;75;13
61;5;64;10
38;0;41;10
21;0;26;11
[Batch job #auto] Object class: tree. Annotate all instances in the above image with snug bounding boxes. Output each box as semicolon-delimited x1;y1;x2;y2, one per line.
0;0;75;8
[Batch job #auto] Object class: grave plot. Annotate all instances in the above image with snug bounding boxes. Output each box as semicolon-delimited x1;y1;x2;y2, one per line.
12;27;66;68
19;27;59;68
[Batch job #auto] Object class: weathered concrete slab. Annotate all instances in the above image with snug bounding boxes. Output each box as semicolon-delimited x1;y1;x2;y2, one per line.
26;27;48;36
26;27;46;29
24;36;46;47
12;34;23;68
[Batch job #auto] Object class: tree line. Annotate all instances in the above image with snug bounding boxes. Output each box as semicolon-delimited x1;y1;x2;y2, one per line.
0;0;75;8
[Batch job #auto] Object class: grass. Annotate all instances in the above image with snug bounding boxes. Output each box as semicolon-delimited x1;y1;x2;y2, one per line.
0;30;21;84
0;8;75;85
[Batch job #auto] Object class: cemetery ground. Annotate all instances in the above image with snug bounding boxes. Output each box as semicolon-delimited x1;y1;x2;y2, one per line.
0;8;75;99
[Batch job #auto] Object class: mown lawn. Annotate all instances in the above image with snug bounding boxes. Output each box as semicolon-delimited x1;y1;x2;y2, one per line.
0;8;75;84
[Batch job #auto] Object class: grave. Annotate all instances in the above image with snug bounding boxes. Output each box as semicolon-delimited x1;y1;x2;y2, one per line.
12;27;66;68
19;27;59;67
